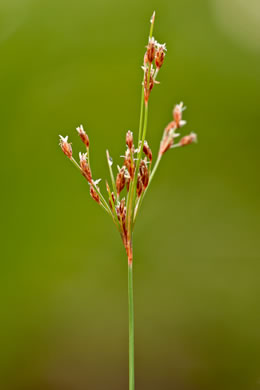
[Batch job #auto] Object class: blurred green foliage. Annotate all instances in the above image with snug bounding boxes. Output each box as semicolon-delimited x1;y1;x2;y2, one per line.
1;0;260;389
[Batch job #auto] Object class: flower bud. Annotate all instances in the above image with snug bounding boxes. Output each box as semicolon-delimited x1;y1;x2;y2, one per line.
76;125;89;148
155;46;165;69
139;160;149;189
59;135;72;159
143;66;155;105
173;102;186;128
136;174;143;197
180;132;197;146
143;141;152;162
90;186;100;203
126;130;133;150
116;167;126;195
146;37;156;63
79;152;92;183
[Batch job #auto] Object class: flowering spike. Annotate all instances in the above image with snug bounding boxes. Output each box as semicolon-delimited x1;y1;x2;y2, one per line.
126;130;134;150
116;167;126;196
146;37;156;64
155;45;166;69
139;160;149;189
79;152;92;183
143;141;152;162
59;135;72;159
180;132;197;146
173;102;186;128
136;174;143;197
76;124;90;148
90;186;100;204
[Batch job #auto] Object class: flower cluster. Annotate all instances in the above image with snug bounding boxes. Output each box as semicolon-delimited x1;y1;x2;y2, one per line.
59;12;197;264
159;102;197;156
142;34;167;105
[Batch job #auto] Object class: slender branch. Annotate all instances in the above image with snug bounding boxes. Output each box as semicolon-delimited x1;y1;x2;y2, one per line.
70;157;112;216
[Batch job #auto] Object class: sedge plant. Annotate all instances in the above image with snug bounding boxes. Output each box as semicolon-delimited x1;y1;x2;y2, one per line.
59;11;197;390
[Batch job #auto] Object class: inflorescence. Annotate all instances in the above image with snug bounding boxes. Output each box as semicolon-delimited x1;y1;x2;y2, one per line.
59;12;197;264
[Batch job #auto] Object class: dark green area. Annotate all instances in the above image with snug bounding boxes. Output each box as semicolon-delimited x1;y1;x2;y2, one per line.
1;0;260;389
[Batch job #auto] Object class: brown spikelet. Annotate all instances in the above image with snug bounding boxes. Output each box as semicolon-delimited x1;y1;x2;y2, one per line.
155;47;165;69
76;125;90;148
143;141;152;162
124;154;135;180
59;136;72;159
80;155;92;183
139;160;149;189
180;132;197;146
136;174;143;197
116;167;126;195
126;130;134;150
146;38;156;63
144;67;154;105
90;186;100;203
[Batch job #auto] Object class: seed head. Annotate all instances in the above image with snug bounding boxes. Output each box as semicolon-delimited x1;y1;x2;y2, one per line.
155;44;166;69
79;152;92;183
143;140;152;162
59;135;72;159
136;174;143;197
90;186;100;204
173;102;187;128
76;124;90;148
126;130;134;150
116;167;126;195
139;160;149;189
146;37;156;64
180;132;197;146
143;65;155;105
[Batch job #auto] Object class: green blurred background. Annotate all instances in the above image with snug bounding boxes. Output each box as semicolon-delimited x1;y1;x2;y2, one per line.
1;0;260;389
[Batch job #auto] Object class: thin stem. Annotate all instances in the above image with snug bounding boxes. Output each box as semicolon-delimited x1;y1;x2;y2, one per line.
129;102;149;227
138;86;145;144
128;262;135;390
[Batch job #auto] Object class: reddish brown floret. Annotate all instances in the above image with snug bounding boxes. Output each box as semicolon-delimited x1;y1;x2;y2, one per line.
136;174;143;197
146;39;156;63
143;141;152;162
126;130;134;150
139;160;149;189
90;186;100;203
80;158;92;183
116;167;126;195
155;47;165;69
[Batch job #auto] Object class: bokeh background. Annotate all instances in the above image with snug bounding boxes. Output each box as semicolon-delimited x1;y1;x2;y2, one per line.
1;0;260;389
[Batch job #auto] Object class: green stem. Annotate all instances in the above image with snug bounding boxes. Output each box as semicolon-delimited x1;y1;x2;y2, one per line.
128;262;135;390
